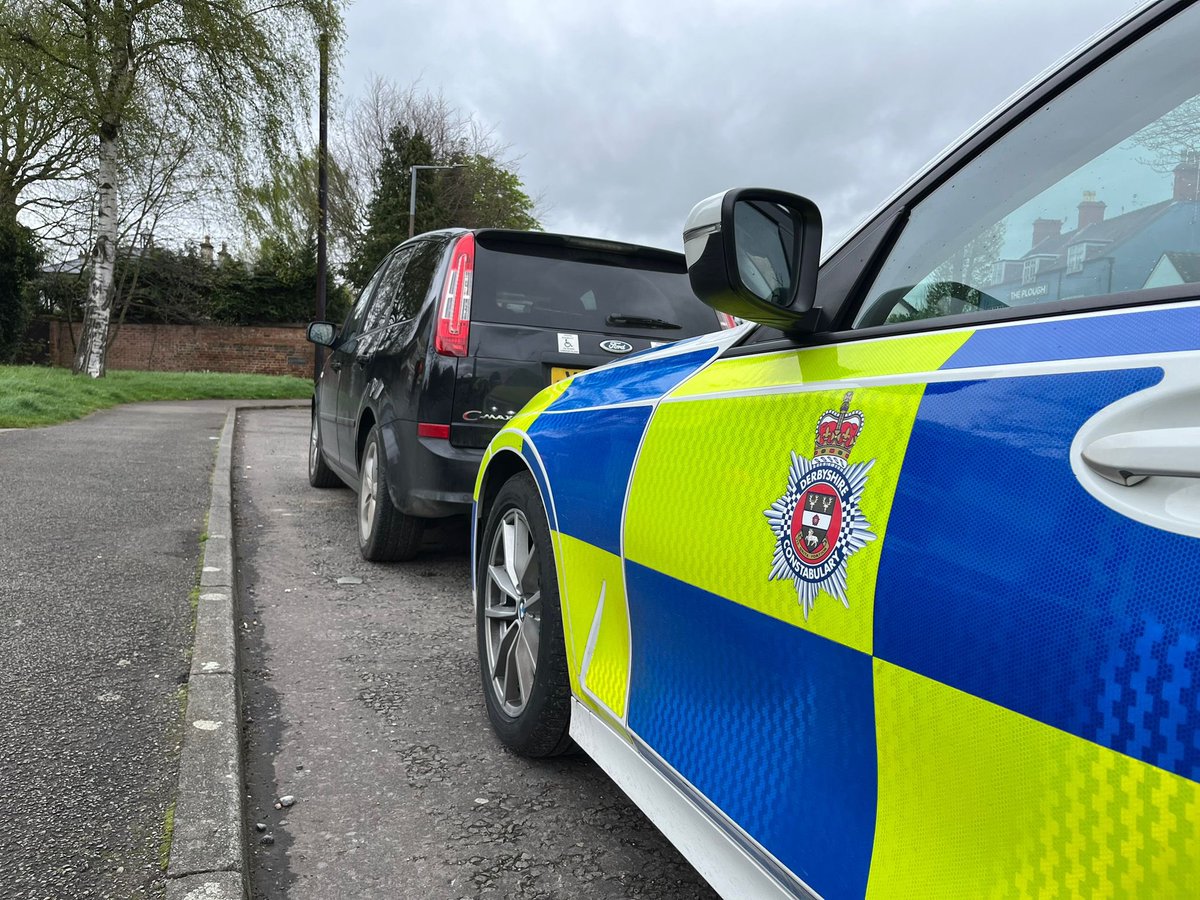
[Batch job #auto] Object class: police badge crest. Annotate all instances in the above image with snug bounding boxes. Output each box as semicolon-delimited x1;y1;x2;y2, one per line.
765;391;876;618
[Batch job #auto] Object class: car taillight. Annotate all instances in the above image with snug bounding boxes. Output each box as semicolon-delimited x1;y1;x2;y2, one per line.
435;233;475;357
716;311;737;330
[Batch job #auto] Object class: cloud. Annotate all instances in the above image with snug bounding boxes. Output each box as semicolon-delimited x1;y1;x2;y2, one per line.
340;0;1139;252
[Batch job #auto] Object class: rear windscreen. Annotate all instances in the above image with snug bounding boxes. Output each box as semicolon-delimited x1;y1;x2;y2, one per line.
471;244;719;336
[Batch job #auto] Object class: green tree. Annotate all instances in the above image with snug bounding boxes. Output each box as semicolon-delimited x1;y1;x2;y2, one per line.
0;218;41;361
453;154;540;231
2;0;343;377
211;239;349;326
344;123;541;289
0;5;89;236
241;149;358;270
345;124;437;288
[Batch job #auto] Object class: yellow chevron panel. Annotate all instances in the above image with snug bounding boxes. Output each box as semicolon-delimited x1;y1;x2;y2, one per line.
474;431;525;500
625;383;926;655
582;575;631;719
669;329;970;398
868;659;1200;898
553;532;627;713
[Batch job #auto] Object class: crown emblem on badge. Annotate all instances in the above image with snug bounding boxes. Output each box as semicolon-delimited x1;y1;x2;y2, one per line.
765;390;876;619
814;391;864;461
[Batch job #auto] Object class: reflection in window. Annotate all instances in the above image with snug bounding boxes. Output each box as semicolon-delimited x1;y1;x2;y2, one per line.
854;5;1200;327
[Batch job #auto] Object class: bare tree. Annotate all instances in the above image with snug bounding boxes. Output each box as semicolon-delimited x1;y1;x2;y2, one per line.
3;0;343;377
1132;96;1200;174
336;78;527;235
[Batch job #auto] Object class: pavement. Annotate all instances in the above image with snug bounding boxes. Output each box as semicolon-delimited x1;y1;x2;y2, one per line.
0;400;715;900
0;399;296;900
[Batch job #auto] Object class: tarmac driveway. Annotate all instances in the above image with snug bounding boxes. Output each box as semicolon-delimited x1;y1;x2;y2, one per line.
236;407;717;899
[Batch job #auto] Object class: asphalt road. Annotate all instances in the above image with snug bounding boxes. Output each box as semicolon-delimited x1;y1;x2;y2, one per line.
0;401;234;900
235;407;718;899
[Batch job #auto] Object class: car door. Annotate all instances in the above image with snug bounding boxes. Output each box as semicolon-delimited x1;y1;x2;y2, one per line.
337;244;414;466
327;253;398;468
620;6;1200;897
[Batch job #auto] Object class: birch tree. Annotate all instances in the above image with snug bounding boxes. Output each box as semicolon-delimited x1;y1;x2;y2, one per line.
3;0;342;377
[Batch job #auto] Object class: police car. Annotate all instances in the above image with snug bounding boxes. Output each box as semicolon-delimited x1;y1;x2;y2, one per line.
471;1;1200;896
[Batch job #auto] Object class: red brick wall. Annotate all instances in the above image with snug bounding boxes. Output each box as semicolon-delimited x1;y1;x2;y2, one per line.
48;321;314;376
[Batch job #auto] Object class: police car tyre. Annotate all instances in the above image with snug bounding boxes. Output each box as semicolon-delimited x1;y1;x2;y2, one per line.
357;424;424;561
477;473;575;758
308;407;343;488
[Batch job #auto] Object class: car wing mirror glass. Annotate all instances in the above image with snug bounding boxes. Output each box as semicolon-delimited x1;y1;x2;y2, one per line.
306;321;337;346
683;188;822;333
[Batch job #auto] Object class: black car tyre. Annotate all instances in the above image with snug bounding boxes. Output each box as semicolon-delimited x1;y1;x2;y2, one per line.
357;424;424;561
308;408;343;488
477;472;574;757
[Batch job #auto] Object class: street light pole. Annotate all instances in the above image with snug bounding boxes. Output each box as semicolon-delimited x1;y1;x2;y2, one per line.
408;164;467;238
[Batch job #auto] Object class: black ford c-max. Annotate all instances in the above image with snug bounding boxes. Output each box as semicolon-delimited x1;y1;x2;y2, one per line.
306;228;730;561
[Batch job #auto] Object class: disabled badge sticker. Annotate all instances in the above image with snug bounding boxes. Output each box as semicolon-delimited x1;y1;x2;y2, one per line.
765;391;876;618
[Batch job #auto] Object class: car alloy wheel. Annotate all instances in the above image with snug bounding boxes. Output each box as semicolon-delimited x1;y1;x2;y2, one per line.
483;507;542;716
310;416;320;471
307;409;341;489
475;472;573;757
359;438;380;542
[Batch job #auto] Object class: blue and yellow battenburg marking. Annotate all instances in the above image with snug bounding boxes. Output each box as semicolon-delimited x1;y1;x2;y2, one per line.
475;308;1200;899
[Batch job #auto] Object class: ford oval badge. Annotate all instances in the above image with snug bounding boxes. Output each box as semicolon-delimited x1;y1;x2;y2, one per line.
600;340;633;354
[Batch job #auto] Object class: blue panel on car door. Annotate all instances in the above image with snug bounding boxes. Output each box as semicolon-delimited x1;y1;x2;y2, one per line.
625;561;877;900
526;406;650;556
875;367;1200;781
942;305;1200;370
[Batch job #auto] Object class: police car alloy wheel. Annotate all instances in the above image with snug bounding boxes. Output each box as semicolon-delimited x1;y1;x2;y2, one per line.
477;473;573;757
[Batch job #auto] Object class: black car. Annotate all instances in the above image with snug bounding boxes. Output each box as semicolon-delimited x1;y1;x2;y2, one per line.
306;228;731;560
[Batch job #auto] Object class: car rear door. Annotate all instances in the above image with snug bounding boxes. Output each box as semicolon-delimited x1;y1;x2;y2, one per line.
321;258;390;470
337;245;414;465
621;6;1200;897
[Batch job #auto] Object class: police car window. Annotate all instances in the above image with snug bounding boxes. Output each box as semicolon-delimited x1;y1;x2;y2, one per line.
854;5;1200;328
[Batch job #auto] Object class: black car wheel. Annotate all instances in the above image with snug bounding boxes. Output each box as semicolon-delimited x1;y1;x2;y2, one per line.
357;424;424;561
308;408;343;488
477;472;574;757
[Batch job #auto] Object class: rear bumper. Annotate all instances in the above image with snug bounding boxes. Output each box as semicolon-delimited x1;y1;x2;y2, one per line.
381;419;482;518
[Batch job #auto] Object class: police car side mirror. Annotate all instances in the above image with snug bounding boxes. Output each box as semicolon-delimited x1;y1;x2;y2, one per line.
682;188;822;332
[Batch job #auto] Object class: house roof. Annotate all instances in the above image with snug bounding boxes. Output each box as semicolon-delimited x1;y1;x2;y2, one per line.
1163;250;1200;283
1025;198;1174;260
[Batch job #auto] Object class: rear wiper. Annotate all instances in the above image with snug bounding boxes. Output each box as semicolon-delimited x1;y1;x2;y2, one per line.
605;314;681;329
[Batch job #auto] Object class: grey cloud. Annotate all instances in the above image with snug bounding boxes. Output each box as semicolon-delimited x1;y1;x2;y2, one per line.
341;0;1138;252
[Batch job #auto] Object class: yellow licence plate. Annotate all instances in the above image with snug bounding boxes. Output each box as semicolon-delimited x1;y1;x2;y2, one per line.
550;366;585;384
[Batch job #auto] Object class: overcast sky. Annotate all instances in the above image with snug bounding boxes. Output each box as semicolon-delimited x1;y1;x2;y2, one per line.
337;0;1143;255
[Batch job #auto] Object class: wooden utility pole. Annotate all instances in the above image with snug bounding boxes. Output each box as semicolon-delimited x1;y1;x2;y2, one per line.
314;24;329;383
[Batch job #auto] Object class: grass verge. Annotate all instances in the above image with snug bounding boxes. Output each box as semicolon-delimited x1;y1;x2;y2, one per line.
0;365;310;428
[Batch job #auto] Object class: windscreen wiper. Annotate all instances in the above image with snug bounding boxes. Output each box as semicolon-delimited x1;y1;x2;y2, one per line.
605;314;681;329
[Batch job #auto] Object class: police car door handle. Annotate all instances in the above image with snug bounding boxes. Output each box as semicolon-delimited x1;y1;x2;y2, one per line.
1082;426;1200;486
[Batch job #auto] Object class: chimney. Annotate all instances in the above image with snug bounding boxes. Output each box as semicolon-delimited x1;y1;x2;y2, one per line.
200;235;214;264
1174;150;1199;202
1031;217;1062;250
1077;191;1106;231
